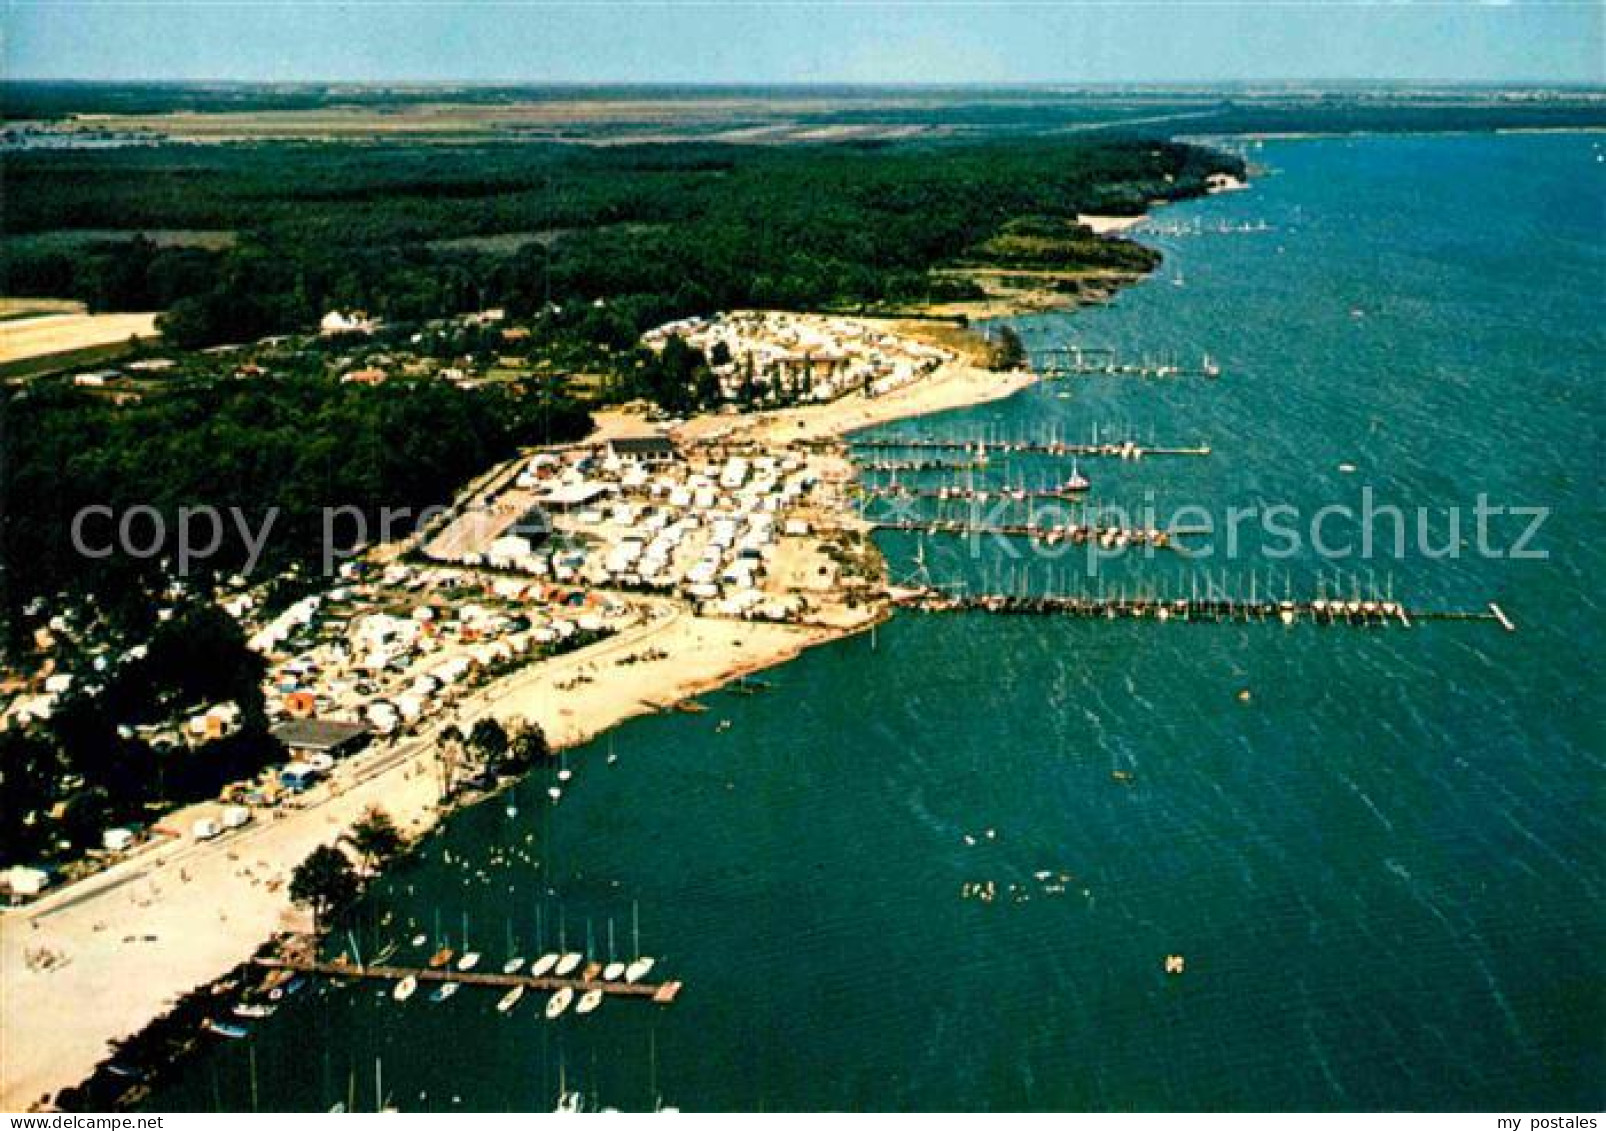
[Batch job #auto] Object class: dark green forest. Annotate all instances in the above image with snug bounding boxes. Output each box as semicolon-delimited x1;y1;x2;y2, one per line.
3;137;1238;348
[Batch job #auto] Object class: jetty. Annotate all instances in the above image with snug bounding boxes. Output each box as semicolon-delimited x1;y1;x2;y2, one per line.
254;956;684;1005
855;484;1091;505
866;518;1175;550
1039;345;1222;380
847;437;1211;460
896;591;1515;630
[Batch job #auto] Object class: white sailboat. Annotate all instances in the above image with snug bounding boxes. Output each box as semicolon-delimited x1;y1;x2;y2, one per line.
502;920;524;973
530;904;559;976
555;911;583;977
576;988;603;1015
457;912;480;971
497;986;525;1014
554;1058;584;1112
603;918;626;981
392;975;418;1002
624;900;656;984
545;986;575;1019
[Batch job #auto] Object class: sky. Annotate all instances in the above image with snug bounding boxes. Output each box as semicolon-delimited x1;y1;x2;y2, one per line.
5;1;1603;85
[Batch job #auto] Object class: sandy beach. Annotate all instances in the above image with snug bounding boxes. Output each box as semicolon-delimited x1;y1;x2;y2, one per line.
0;598;852;1110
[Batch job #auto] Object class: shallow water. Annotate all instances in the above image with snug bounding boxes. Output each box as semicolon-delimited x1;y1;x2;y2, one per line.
146;132;1604;1112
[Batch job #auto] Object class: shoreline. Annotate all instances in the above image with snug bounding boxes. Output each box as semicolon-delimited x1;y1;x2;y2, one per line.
2;207;1185;1112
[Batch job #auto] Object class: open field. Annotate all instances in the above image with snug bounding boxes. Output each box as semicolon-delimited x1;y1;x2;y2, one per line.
0;308;160;365
7;84;1603;145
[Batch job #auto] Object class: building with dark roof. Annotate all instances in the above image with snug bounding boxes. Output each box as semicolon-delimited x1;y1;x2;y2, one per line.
607;435;678;465
271;718;372;760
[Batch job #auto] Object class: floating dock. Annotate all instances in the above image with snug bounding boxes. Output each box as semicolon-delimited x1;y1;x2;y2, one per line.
847;438;1210;460
254;957;683;1004
855;484;1092;505
895;591;1513;630
866;518;1176;551
1038;345;1222;380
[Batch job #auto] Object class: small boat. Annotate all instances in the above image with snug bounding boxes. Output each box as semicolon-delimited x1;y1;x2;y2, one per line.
531;953;560;978
625;901;654;984
1063;460;1090;493
203;1019;249;1039
497;986;525;1014
602;917;625;980
555;952;584;977
427;947;454;969
232;1002;277;1019
429;982;459;1004
555;1060;584;1112
393;975;419;1002
548;786;563;803
455;911;479;971
411;933;427;948
576;989;603;1015
545;987;575;1019
503;957;526;975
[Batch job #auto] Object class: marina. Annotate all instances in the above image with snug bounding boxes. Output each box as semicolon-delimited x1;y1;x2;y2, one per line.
252;955;684;1006
898;589;1516;630
865;516;1177;550
844;435;1212;460
30;130;1595;1116
1038;345;1223;380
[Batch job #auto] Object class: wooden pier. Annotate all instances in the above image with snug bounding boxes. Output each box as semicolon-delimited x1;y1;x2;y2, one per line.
255;956;684;1004
855;485;1092;505
895;591;1515;631
867;518;1177;551
848;438;1211;460
1038;346;1222;381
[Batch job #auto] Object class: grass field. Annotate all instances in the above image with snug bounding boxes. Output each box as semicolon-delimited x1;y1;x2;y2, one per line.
0;308;159;366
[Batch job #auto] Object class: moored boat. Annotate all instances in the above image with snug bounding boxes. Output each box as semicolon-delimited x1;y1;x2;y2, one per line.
576;988;603;1015
497;986;525;1014
531;953;560;978
393;975;419;1002
545;987;575;1019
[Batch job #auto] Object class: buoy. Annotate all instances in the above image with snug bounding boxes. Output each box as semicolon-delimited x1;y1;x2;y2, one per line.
1237;689;1252;703
1164;955;1186;975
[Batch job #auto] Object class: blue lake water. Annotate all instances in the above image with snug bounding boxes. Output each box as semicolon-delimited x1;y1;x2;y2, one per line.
146;132;1604;1112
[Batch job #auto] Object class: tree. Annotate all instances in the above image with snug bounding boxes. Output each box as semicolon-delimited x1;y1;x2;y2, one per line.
343;805;404;874
988;325;1027;372
288;844;360;936
503;718;552;771
467;717;509;765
